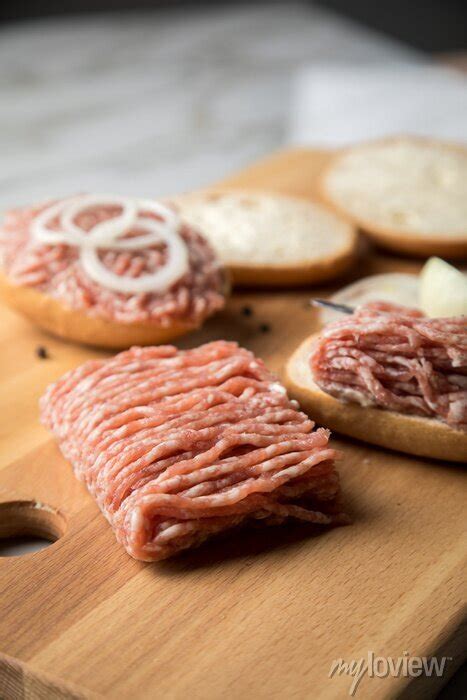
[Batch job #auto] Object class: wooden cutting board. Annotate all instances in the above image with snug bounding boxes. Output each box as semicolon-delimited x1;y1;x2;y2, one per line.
0;149;465;700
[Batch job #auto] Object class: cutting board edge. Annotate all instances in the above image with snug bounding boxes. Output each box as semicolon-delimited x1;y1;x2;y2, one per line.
0;651;99;700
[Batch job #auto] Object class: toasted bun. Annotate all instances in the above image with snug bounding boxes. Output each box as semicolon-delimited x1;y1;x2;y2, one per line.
318;272;419;326
174;190;358;287
320;137;467;259
285;334;467;463
0;272;201;349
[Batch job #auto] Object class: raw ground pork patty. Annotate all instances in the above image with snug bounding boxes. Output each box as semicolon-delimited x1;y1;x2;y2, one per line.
0;199;226;326
40;341;346;561
310;302;467;431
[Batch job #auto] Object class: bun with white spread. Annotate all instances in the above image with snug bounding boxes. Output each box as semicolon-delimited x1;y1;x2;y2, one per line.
320;137;467;259
174;190;358;286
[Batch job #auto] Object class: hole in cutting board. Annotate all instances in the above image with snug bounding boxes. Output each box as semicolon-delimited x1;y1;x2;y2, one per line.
0;500;67;557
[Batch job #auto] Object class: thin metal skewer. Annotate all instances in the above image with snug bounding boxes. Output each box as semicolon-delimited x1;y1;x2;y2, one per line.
311;299;354;315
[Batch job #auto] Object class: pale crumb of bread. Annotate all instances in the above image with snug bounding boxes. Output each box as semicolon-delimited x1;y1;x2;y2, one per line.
324;138;467;237
319;272;419;326
176;192;352;267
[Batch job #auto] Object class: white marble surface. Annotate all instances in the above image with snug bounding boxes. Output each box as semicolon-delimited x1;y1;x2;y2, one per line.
0;2;415;210
290;63;467;145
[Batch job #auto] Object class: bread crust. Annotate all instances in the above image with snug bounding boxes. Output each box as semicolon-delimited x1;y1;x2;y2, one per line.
284;333;467;462
319;136;467;259
0;272;203;349
228;250;356;287
174;189;359;287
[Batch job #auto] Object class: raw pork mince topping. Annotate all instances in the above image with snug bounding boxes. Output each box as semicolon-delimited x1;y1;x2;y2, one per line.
310;302;467;431
0;197;226;326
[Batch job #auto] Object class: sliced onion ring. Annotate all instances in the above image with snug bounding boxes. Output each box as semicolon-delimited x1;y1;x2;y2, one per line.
62;194;138;246
30;195;189;295
31;197;87;246
81;218;189;294
94;217;170;250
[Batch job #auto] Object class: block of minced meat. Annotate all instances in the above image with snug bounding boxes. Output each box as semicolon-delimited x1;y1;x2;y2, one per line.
40;341;347;561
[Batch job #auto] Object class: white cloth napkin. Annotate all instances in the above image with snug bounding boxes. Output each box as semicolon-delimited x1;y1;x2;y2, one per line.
288;63;467;146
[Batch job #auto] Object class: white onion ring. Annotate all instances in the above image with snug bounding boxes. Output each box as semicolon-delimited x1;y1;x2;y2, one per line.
81;218;189;294
30;195;189;294
31;197;87;246
94;217;170;250
62;194;138;246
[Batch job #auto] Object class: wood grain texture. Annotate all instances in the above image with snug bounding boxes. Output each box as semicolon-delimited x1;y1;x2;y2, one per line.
0;149;465;700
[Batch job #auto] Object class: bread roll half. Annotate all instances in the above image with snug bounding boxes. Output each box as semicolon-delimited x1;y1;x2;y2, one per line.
174;190;358;286
320;137;467;259
0;272;201;349
284;334;467;463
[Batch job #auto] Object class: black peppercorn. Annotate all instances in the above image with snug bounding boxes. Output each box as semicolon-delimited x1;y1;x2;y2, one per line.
35;346;49;359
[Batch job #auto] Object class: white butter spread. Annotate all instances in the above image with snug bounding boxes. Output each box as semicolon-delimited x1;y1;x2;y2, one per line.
325;140;467;237
177;193;351;266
